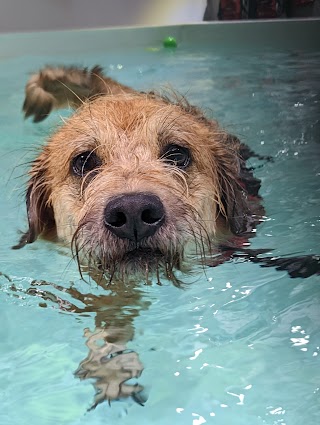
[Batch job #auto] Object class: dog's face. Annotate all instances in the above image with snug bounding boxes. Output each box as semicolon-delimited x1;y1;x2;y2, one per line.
21;94;248;284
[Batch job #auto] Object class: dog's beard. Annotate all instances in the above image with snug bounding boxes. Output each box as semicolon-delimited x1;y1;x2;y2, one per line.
71;222;190;287
70;216;211;287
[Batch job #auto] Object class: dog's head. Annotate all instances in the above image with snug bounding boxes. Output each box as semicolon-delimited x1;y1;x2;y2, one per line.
16;93;249;284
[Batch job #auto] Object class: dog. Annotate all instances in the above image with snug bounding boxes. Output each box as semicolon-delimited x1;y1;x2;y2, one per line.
15;65;320;408
16;65;260;284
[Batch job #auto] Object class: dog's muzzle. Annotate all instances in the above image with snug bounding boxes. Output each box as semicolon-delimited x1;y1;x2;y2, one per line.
103;193;165;242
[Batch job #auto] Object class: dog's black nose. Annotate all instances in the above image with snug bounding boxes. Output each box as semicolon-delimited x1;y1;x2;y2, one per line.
104;193;165;241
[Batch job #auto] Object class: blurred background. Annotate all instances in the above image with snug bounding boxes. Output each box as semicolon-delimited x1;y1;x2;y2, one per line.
0;0;319;33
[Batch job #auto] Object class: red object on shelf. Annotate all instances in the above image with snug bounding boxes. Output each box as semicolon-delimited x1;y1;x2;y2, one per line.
219;0;242;19
219;0;315;21
294;0;314;5
256;0;278;18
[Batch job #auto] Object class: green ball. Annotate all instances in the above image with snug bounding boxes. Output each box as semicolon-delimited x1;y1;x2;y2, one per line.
163;36;177;48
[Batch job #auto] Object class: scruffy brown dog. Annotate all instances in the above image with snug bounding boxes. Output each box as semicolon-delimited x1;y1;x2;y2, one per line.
17;65;256;285
15;65;262;408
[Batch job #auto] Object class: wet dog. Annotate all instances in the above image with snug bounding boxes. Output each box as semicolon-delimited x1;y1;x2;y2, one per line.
16;65;259;286
15;65;319;407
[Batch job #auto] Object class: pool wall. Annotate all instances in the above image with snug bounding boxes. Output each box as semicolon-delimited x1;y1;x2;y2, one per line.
0;19;319;57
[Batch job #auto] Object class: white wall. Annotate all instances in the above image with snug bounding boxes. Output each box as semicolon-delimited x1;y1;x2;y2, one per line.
0;0;207;33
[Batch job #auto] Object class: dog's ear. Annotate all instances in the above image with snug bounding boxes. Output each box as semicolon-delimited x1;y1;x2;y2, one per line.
174;99;251;235
216;134;250;235
13;153;55;249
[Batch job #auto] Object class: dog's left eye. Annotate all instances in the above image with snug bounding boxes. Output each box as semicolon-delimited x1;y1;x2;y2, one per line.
71;151;102;177
161;144;191;169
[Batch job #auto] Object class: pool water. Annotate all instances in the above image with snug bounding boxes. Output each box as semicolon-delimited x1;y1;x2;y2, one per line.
0;27;320;424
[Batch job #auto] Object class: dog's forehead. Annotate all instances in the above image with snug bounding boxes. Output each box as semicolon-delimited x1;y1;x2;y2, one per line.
63;95;208;148
47;94;217;174
103;96;200;128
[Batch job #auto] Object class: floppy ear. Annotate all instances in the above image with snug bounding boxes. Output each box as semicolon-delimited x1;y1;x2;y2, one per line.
13;153;55;249
174;98;252;235
216;134;251;235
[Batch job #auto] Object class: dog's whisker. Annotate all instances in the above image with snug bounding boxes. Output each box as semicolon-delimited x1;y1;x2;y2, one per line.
57;79;87;107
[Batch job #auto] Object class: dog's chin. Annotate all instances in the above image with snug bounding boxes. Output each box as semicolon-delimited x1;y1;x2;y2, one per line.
124;246;164;263
97;247;182;284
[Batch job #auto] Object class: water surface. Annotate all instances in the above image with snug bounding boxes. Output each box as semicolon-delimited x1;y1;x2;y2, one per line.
0;33;319;425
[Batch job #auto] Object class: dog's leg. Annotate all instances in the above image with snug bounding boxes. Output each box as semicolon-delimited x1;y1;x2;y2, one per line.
239;251;320;278
23;65;134;122
216;246;320;279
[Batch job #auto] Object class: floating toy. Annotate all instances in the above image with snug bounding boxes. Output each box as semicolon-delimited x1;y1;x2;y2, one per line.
163;36;177;48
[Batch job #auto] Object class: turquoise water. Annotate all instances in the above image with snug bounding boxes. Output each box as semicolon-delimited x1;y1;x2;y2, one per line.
0;38;319;425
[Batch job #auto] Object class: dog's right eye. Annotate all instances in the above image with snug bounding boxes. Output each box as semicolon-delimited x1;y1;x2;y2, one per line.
161;144;191;169
71;151;101;177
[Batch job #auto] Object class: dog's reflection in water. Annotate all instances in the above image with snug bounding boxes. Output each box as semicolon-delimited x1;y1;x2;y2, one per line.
20;277;150;408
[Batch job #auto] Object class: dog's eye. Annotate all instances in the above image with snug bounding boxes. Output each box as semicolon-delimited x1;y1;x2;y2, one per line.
161;144;191;169
71;151;101;177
